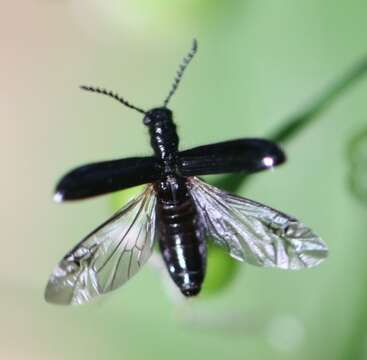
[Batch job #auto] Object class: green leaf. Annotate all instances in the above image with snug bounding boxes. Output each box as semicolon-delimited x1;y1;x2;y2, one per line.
110;185;145;213
201;242;239;296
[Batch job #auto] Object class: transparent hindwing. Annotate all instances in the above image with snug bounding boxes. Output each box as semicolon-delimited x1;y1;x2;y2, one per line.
188;177;328;269
45;186;157;305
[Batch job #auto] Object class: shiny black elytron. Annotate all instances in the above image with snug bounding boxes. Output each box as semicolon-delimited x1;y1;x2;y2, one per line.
45;40;328;305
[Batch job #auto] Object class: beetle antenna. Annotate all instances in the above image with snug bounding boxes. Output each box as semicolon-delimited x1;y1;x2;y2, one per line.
163;39;198;107
80;86;146;115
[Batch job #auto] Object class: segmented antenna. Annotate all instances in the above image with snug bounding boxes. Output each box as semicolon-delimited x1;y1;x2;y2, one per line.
163;39;198;107
80;85;146;115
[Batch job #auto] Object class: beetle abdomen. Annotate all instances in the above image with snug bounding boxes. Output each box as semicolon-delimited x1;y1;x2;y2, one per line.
155;178;206;296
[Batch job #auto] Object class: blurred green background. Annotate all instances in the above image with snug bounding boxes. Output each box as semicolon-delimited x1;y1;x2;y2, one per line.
3;0;367;359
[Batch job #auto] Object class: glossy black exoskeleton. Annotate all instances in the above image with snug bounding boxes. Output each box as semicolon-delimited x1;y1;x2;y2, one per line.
54;101;284;297
145;107;206;296
44;40;328;306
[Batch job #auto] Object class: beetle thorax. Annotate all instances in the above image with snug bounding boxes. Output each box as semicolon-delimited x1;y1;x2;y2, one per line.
149;121;179;159
144;108;179;171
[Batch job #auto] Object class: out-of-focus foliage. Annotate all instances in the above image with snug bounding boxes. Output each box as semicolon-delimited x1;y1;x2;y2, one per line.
348;128;367;204
201;242;239;296
110;185;145;213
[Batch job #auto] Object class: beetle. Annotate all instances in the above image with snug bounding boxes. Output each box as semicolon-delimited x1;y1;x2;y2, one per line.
45;40;328;305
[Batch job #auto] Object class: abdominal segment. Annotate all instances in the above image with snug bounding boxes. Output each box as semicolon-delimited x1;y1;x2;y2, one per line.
155;179;207;296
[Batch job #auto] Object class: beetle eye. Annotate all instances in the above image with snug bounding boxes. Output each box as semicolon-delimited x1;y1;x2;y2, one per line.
143;116;151;125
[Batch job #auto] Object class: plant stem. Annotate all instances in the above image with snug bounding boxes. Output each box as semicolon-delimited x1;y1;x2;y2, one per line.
214;54;367;193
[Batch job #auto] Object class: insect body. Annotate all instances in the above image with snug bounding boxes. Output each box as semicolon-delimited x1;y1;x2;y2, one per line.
45;40;328;305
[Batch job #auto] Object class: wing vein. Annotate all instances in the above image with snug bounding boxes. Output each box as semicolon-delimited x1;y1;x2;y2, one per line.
189;177;328;269
96;193;149;273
